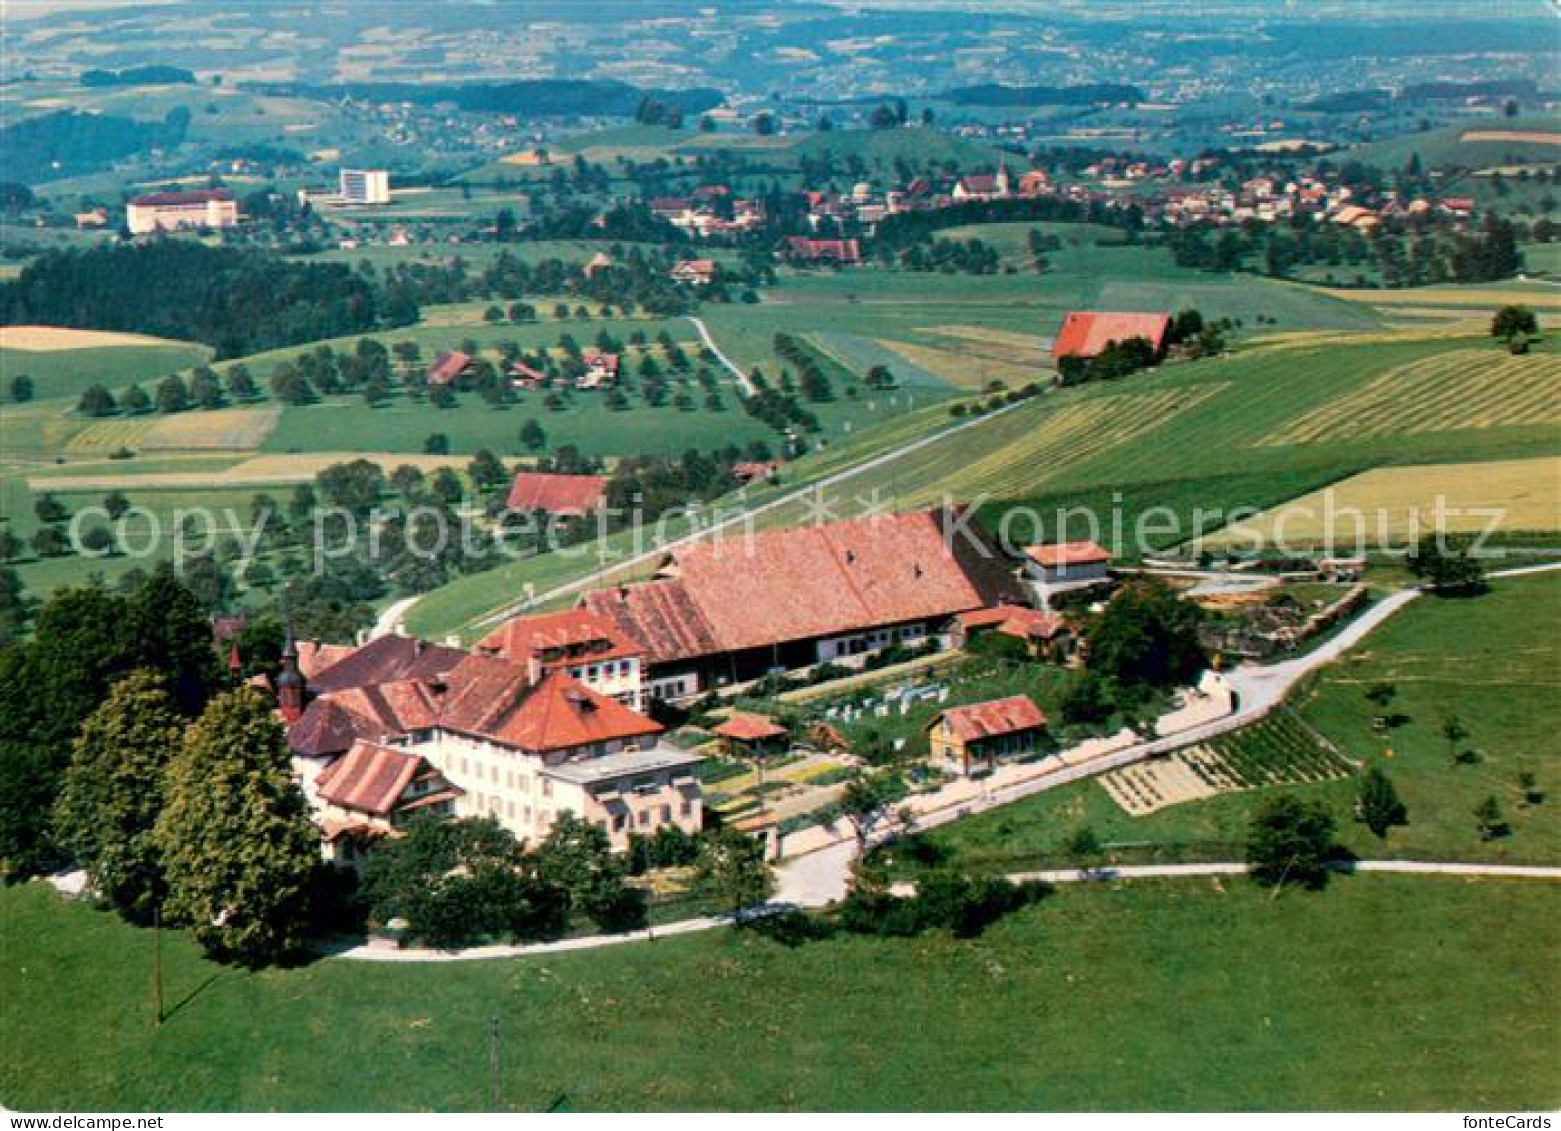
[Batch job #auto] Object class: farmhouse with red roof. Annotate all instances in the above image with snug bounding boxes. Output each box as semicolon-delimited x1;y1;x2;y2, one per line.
670;258;717;285
1051;311;1171;362
783;236;862;265
951;605;1075;662
313;740;462;861
426;349;475;386
505;471;609;515
927;695;1048;777
279;627;700;851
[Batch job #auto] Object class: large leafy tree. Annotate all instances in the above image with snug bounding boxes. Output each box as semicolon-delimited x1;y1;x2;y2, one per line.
696;826;774;914
0;572;223;879
534;813;645;931
153;688;321;966
361;816;569;948
1085;581;1206;691
53;671;185;922
125;566;225;715
1405;534;1485;596
1246;794;1338;891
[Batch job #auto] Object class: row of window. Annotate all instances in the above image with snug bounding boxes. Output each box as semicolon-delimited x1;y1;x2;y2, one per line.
606;801;693;834
569;659;637;683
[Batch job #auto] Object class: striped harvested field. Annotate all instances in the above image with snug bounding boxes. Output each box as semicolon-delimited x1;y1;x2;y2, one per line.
875;337;1048;390
1460;129;1561;146
890;383;1226;504
139;407;282;451
1204;456;1561;546
1254;349;1561;447
63;418;160;454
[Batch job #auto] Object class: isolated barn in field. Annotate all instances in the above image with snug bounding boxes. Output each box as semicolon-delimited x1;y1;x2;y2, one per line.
1051;311;1171;362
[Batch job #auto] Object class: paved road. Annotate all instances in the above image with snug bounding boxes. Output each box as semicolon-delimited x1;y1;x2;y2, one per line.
892;860;1561;893
687;315;757;397
370;596;420;640
321;859;1560;962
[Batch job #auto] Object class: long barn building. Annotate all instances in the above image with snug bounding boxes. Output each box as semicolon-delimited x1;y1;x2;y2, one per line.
582;507;1025;700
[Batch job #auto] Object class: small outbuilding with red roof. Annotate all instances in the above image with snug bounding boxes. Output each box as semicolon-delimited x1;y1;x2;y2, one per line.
927;695;1048;777
1023;540;1114;586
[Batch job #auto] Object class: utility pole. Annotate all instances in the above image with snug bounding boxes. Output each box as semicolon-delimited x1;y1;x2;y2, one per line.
153;902;164;1027
489;1014;501;1111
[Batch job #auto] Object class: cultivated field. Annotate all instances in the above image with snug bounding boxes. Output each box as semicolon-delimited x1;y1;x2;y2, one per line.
1100;713;1356;816
27;451;470;493
0;326;185;350
0;339;212;402
1254;349;1561;447
138;406;283;451
1206;455;1561;547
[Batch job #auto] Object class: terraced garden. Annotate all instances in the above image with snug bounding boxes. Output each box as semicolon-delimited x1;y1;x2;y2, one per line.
1101;711;1356;816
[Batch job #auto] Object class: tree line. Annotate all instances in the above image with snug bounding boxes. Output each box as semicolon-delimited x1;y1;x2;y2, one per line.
2;241;413;359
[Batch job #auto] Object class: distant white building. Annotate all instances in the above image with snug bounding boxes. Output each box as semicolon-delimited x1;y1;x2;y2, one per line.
126;189;239;235
339;168;391;206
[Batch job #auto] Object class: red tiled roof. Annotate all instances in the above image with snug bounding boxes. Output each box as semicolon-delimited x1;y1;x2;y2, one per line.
1051;311;1170;360
308;634;466;695
130;188;235;207
584;507;1023;663
437;660;661;752
477;608;642;669
713;713;788;742
956;605;1068;640
315;740;458;817
297;640;354;680
505;471;608;514
427;350;473;385
932;695;1047;743
1024;541;1113;568
732;459;783;482
785;236;862;263
288;697;385;760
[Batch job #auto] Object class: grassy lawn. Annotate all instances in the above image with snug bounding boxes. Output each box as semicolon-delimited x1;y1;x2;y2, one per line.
2;876;1555;1111
882;574;1561;876
0;341;212;402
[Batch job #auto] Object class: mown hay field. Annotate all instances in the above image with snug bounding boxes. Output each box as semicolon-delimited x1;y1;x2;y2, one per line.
0;325;184;350
138;406;283;451
1205;455;1561;547
1254;349;1561;447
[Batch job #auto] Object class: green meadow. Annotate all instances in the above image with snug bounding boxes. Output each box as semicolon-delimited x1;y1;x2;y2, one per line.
2;876;1555;1111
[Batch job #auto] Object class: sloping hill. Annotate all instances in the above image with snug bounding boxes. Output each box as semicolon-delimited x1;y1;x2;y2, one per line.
1345;116;1561;170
